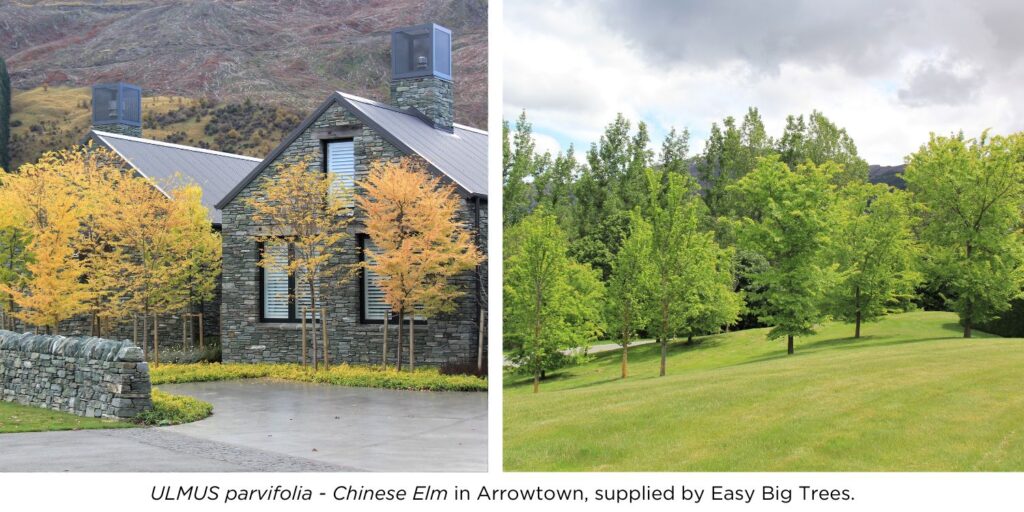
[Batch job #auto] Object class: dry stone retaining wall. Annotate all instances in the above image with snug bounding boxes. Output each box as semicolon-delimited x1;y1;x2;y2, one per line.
0;331;152;419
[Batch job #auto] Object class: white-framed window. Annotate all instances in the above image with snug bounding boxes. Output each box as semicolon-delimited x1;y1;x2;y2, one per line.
326;140;355;204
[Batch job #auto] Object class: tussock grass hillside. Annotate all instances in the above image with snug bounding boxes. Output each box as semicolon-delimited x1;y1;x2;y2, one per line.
504;311;1024;471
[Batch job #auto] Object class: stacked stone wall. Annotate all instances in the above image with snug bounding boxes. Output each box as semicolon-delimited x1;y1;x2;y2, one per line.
0;331;152;419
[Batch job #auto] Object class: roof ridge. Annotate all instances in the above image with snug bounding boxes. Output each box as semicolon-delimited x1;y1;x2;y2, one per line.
90;130;263;162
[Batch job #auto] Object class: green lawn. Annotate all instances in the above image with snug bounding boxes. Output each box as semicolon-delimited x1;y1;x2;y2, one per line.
0;401;134;434
504;311;1024;471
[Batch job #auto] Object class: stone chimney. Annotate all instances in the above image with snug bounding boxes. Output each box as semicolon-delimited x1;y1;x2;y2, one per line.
390;23;454;132
91;83;142;137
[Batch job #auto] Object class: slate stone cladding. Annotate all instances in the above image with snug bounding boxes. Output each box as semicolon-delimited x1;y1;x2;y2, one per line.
390;76;454;131
95;123;142;138
0;330;152;419
220;101;487;368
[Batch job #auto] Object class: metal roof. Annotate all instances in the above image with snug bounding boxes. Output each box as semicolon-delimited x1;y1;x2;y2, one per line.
339;92;487;196
216;91;488;209
88;130;262;225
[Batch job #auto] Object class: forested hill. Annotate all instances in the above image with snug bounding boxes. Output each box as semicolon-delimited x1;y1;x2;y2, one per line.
0;0;487;167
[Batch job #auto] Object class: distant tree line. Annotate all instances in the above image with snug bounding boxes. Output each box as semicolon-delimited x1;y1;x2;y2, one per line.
504;109;1024;391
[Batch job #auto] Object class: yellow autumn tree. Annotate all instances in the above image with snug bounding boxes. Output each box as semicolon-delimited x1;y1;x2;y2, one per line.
0;153;93;333
246;156;352;369
165;181;222;347
356;158;483;371
99;173;185;363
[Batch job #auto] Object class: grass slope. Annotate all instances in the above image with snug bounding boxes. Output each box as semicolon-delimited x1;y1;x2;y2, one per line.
0;401;133;433
504;311;1024;471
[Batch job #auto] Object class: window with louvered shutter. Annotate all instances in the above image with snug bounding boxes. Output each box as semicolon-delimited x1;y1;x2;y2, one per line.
362;239;391;321
361;237;425;322
326;140;355;204
262;243;290;320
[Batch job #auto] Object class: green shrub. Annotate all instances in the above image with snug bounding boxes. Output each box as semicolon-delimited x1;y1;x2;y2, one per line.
135;389;213;426
150;363;487;392
151;341;222;364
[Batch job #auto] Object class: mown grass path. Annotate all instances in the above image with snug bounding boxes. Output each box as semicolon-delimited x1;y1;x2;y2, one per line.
504;311;1024;471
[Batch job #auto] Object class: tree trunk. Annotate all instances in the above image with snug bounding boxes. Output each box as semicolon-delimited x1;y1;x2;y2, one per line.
141;313;149;360
621;343;628;379
321;306;328;370
533;372;540;393
854;285;861;338
408;315;415;372
301;310;307;367
477;309;486;374
396;310;404;372
787;334;794;355
659;338;667;377
687;334;693;345
153;314;160;367
964;299;973;338
382;311;389;370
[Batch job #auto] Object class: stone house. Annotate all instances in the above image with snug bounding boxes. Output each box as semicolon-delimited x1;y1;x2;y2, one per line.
215;23;488;368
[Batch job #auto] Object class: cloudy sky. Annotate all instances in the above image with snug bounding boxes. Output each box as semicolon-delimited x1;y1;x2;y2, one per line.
504;0;1024;165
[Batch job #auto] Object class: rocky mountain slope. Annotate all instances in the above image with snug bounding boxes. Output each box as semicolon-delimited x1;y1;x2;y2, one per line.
0;0;487;166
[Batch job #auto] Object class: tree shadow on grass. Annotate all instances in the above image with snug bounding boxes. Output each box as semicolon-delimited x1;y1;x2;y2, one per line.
734;334;968;368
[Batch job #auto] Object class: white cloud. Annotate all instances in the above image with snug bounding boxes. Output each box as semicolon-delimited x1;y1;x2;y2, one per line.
505;0;1024;165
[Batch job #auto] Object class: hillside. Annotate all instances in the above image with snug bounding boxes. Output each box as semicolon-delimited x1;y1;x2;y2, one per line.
505;311;1024;471
0;0;487;167
7;86;302;169
869;164;907;188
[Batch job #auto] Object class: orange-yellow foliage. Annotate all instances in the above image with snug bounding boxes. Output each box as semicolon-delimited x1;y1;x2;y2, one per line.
355;158;483;319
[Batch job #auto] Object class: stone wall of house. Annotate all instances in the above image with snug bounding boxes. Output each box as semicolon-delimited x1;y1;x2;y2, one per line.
0;331;152;419
220;100;486;369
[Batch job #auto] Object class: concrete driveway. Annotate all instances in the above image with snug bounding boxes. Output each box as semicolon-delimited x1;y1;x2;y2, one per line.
0;379;487;472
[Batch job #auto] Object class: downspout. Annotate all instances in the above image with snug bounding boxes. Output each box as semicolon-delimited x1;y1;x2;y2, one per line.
473;195;484;365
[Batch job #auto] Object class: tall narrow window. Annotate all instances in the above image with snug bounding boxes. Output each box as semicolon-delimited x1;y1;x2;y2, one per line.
362;238;391;321
262;242;290;320
326;140;355;203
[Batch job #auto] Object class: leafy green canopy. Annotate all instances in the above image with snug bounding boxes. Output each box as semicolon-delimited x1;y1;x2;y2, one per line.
504;208;605;389
825;182;922;336
904;131;1024;336
728;156;837;345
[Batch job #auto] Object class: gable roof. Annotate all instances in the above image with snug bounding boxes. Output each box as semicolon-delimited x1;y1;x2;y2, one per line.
215;91;488;210
87;130;262;225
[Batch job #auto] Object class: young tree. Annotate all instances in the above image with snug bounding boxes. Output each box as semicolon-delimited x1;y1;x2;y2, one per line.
0;227;30;330
102;172;185;361
729;156;837;354
606;212;652;378
642;169;739;375
904;131;1024;338
167;183;222;345
357;158;482;372
0;56;10;173
0;155;92;333
505;208;584;392
825;182;921;338
246;157;351;368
